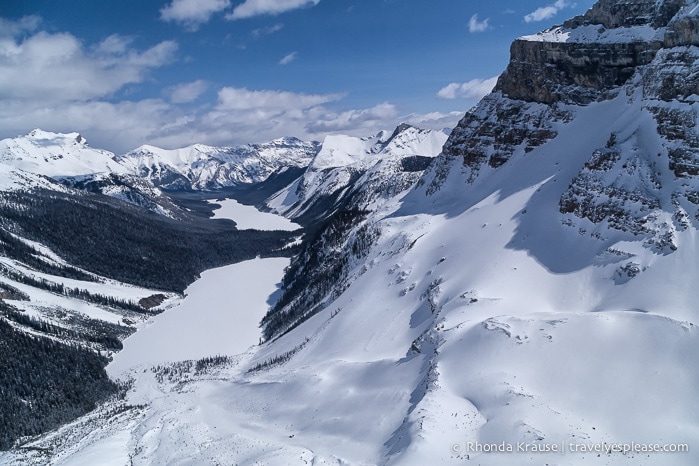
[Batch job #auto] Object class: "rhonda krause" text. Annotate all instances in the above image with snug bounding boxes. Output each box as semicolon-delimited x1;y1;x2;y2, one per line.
453;441;689;455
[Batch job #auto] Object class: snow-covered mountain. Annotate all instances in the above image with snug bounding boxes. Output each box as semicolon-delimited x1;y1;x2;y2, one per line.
250;2;699;461
0;129;127;178
0;130;320;215
0;130;185;217
3;1;699;464
117;137;319;191
267;123;448;221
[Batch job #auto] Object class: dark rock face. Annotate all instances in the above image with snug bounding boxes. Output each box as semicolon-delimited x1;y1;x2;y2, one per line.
559;137;665;243
497;40;660;105
441;93;571;178
664;15;699;46
643;49;699;101
494;1;690;105
650;105;699;177
444;0;692;177
576;0;684;29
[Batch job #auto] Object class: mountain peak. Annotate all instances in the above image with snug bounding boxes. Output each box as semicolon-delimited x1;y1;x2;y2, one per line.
26;128;87;147
440;0;699;257
391;122;416;136
309;125;446;171
266;136;306;146
0;129;123;178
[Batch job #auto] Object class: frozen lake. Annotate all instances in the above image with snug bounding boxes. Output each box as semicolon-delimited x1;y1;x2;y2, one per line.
108;200;294;376
209;198;300;231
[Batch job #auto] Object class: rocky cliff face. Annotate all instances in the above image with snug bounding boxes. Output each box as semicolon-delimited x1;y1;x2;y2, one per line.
437;0;699;261
496;0;686;105
582;0;684;28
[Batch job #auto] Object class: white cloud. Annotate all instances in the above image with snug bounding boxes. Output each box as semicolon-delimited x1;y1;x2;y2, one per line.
151;90;407;148
1;83;460;153
93;34;132;55
0;98;179;153
437;77;498;100
279;51;297;65
167;80;208;103
401;111;463;132
216;87;342;111
0;28;177;102
227;0;321;20
136;87;455;151
306;102;398;133
0;18;181;152
468;14;490;33
160;0;231;30
186;89;459;147
524;0;573;23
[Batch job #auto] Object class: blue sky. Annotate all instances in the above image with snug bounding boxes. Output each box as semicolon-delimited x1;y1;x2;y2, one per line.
0;0;595;152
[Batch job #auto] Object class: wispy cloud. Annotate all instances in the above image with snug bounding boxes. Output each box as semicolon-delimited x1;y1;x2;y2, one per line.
160;0;231;30
174;89;460;148
437;77;498;100
0;15;41;37
468;14;490;33
306;102;398;133
0;17;181;152
215;86;341;111
251;23;284;38
524;0;573;23
167;80;208;103
279;51;297;65
227;0;321;20
401;111;462;131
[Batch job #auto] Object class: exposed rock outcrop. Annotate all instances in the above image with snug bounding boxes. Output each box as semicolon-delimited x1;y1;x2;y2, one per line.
497;39;660;105
495;0;688;105
575;0;684;29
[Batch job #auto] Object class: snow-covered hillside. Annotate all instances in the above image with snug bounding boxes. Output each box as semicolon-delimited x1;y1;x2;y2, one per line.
0;163;68;192
267;123;448;220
